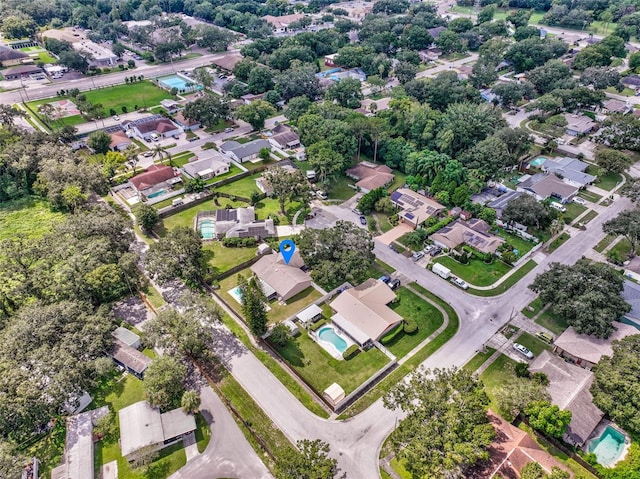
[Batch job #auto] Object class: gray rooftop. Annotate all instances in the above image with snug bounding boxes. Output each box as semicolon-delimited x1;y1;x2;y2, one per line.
621;280;640;320
112;327;140;348
220;139;271;159
182;154;230;179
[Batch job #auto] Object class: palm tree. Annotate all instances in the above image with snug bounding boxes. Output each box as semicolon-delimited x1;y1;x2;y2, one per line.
124;144;139;172
181;390;201;414
152;144;172;166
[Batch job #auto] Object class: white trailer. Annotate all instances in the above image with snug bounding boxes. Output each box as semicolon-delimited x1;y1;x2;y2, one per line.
432;263;451;279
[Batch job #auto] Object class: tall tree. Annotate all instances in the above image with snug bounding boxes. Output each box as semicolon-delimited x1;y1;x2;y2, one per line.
325;78;364;109
277;439;338;479
524;401;572;438
262;167;310;214
529;260;630;338
135;204;160;233
183;94;230;128
595;149;633;175
384;368;494;479
144;226;205;287
502;194;551;230
181;390;201;414
144;355;186;411
603;208;640;259
236;100;276;131
237;274;268;336
0;105;25;127
88;130;112;155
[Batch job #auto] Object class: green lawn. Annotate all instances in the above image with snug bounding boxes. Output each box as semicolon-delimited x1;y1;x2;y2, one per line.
270;329;391;395
203;164;243;185
579;209;598;225
327;174;357;201
390;457;412;479
215;174;261;197
535;307;570;335
28;81;174;120
562;203;587;224
578;190;603;203
497;229;537;256
142;285;166;310
522;297;543;319
479;353;519;411
434;256;512;287
468;259;537;297
27;420;66;479
463;347;496;374
0;196;65;241
35;51;58;64
387;288;444;359
203;241;257;275
194;413;211;453
587;165;622;191
594;234;616;253
159;197;245;233
516;331;552;356
218;270;322;323
548;232;570;252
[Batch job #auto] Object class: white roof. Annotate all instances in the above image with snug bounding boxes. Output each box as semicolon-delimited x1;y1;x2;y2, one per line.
331;313;371;345
119;401;164;457
323;382;345;402
296;304;323;323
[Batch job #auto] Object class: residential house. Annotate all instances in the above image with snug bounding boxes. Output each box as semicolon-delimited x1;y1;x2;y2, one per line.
211;53;243;72
346;161;395;192
124;115;183;140
330;278;403;346
268;124;301;150
109;131;132;151
530;350;604;447
601;98;631;115
390;188;444;228
50;407;108;479
240;93;265;104
619;280;640;329
621;75;640;90
173;110;201;130
360;97;392;115
427;26;447;41
456;65;473;80
109;338;152;379
1;64;42;79
487;190;522;219
564;114;597;136
256;164;297;194
119;401;196;460
552;321;640;369
328;1;373;21
418;47;442;62
0;46;30;66
324;53;338;67
517;173;579;203
211;207;276;239
472;411;571;478
219;139;271;163
129;164;182;199
160;99;181;114
182;154;230;180
72;40;117;67
251;250;312;302
112;327;141;349
317;67;367;83
262;14;305;33
430;218;504;254
541;157;596;188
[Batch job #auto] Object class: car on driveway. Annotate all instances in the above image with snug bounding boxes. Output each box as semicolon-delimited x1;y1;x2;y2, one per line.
536;331;554;343
359;215;367;225
429;247;442;257
379;275;391;284
412;251;424;261
513;342;534;359
142;151;153;157
573;197;587;206
388;278;401;290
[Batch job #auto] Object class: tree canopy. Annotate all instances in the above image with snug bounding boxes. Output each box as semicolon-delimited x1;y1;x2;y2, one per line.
384;368;494;479
529;260;630;338
144;226;205;287
276;439;338;479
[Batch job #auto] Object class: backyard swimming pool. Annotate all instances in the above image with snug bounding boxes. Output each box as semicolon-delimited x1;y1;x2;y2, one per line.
146;189;167;199
316;325;354;359
199;219;215;240
529;157;547;168
588;425;628;467
157;74;201;92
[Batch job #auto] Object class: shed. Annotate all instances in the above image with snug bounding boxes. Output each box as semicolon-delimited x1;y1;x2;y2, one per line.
112;327;141;350
296;304;323;324
282;319;300;337
257;243;272;255
323;382;345;407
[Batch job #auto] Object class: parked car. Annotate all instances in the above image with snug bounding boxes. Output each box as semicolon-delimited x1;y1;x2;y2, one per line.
224;127;234;133
536;331;554;344
389;244;398;252
429;247;442;257
513;343;534;359
573;197;587;206
388;278;401;290
451;276;468;289
412;251;424;261
423;245;434;254
317;191;328;200
142;151;153;157
352;208;362;215
379;275;391;284
359;215;367;225
113;115;120;121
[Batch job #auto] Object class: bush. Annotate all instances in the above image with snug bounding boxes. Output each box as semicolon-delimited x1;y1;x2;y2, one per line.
222;237;257;247
342;344;360;360
515;362;530;378
403;319;418;334
425;216;455;236
380;324;403;345
309;319;327;332
269;323;290;347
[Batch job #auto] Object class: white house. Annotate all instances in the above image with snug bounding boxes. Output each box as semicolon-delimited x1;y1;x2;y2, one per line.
219;139;271;163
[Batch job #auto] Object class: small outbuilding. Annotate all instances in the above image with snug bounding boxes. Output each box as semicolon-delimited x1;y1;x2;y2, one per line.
112;327;141;350
295;304;323;325
323;383;346;407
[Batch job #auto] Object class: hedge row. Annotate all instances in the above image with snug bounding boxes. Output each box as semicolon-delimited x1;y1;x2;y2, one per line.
342;344;360;360
308;319;327;332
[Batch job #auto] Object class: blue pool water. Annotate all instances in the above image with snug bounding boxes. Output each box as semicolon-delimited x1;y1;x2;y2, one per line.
199;219;215;240
588;426;626;466
318;326;348;353
146;189;167;198
157;74;201;92
529;157;548;167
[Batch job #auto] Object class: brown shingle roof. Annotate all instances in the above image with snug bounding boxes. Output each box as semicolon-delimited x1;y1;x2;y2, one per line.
130;164;178;191
0;46;29;62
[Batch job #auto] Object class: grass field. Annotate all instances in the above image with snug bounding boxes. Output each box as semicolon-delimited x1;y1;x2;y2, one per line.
28;81;174;120
468;260;538;297
578;189;603;203
434;256;512;287
0;196;65;241
387;288;444;359
479;353;519;411
535;307;570;335
270;329;390;395
516;331;552;356
497;229;537;256
594;234;617;253
215;174;261;197
463;347;496;374
522;298;543;319
548;232;570;252
562;203;587;224
587;165;622;191
203;241;257;275
579;209;598;225
328;175;357;201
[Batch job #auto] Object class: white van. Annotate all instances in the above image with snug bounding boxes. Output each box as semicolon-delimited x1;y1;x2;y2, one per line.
150;133;159;141
550;202;566;213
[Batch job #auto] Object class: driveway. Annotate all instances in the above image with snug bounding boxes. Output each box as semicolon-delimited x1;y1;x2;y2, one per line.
376;223;413;245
